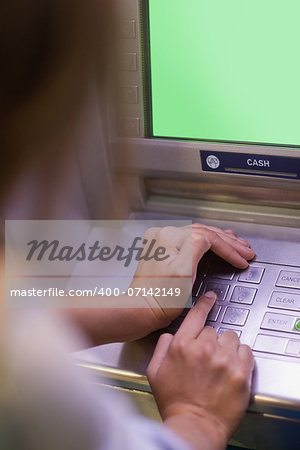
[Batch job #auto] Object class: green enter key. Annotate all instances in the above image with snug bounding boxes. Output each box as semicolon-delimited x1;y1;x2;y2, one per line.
293;319;300;332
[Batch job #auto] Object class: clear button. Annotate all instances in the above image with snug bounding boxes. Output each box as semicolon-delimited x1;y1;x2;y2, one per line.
268;291;300;312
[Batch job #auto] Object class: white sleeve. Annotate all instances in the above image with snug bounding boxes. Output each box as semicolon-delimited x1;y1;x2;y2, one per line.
92;384;194;450
101;415;194;450
1;312;193;450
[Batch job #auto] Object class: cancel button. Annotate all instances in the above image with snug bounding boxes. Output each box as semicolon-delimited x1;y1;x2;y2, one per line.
269;291;300;312
276;270;300;290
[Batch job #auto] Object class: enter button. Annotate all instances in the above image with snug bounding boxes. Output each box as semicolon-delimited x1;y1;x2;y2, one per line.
261;312;300;334
269;291;300;312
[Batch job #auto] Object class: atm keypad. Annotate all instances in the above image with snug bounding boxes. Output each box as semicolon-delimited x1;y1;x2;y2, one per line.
163;256;300;360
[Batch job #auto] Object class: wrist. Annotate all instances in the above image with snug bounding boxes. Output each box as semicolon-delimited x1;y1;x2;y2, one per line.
140;301;173;331
128;290;182;331
164;410;228;450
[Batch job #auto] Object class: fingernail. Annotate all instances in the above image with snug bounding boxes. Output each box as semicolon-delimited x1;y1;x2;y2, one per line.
245;247;255;255
238;238;248;245
204;291;217;299
240;260;249;269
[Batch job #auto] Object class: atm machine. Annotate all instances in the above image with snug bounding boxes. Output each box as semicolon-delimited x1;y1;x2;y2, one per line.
75;1;300;448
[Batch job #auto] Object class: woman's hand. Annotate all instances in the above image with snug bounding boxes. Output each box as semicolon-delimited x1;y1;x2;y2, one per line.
66;224;255;345
129;224;255;328
147;292;254;450
190;223;254;275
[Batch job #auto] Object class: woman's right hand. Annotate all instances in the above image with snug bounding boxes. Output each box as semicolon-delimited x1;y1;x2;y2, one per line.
147;292;254;450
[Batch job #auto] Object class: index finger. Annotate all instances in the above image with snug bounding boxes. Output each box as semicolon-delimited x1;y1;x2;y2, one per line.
147;333;173;380
174;292;216;340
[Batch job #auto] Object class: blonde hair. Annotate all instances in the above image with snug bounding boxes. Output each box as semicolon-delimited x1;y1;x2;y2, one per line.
0;0;113;205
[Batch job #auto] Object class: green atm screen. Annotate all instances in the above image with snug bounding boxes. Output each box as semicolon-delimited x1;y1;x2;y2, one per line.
149;0;300;146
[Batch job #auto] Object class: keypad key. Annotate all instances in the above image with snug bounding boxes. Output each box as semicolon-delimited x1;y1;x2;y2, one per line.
192;279;202;297
261;312;300;334
206;305;222;322
207;264;235;280
268;291;300;312
214;271;235;280
195;257;209;278
230;286;257;305
218;327;242;337
286;340;300;356
276;271;300;290
222;307;249;326
238;266;264;284
205;282;229;301
253;334;300;358
253;334;289;355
